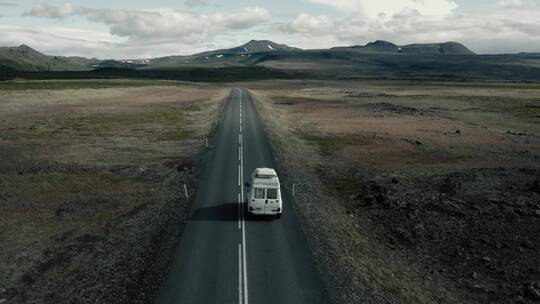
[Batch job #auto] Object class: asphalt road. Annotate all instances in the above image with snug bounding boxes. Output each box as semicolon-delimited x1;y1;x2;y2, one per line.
156;88;329;304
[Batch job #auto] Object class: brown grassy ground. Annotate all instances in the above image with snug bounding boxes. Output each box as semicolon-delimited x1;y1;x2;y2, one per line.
247;80;540;304
0;80;228;303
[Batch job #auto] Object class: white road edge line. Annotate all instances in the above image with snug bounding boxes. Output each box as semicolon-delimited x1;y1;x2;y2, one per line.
238;243;243;304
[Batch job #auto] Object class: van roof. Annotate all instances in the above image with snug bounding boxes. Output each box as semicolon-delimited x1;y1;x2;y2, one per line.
252;168;279;188
254;168;277;177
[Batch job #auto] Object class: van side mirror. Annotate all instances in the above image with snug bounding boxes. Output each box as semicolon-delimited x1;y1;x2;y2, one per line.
245;182;250;187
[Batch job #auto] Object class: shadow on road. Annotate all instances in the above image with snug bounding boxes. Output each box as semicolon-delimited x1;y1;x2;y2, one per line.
190;202;278;222
190;203;239;221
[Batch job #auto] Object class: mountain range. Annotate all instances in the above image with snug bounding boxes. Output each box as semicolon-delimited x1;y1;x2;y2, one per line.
2;39;540;81
0;40;475;72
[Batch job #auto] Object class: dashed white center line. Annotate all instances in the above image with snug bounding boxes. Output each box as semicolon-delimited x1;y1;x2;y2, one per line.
238;193;241;229
237;88;248;304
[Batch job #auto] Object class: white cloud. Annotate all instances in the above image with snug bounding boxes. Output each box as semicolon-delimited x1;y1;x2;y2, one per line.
0;24;231;59
283;13;334;34
184;0;210;7
25;4;271;43
11;3;272;58
307;0;359;11
498;0;523;7
7;0;540;58
282;8;540;54
308;0;458;17
0;25;118;57
26;3;77;19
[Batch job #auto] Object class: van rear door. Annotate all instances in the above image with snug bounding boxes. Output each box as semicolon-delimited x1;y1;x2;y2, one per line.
251;187;266;213
264;188;281;214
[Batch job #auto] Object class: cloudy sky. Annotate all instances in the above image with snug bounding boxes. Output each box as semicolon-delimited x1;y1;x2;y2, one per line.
1;0;540;58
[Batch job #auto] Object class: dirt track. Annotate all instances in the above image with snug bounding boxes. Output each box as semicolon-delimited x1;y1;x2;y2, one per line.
0;81;228;303
248;80;540;304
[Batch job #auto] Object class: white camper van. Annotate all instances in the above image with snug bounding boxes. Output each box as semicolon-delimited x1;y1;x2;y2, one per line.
246;168;283;218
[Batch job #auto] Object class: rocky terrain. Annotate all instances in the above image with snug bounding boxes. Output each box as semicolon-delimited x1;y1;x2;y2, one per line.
0;80;228;303
248;80;540;304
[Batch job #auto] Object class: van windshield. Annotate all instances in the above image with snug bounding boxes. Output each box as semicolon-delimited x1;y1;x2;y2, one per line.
267;188;278;199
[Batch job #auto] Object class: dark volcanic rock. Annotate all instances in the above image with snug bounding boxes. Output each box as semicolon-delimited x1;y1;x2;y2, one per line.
439;176;461;195
525;281;540;301
530;180;540;193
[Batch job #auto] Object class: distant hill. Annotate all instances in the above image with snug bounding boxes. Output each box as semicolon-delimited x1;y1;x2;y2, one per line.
400;42;475;55
62;56;101;67
145;40;301;68
198;40;300;56
361;40;401;53
0;45;98;71
332;40;476;55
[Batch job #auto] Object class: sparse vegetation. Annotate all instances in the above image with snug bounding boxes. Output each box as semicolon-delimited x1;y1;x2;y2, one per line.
300;133;381;156
0;82;229;303
249;80;540;304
